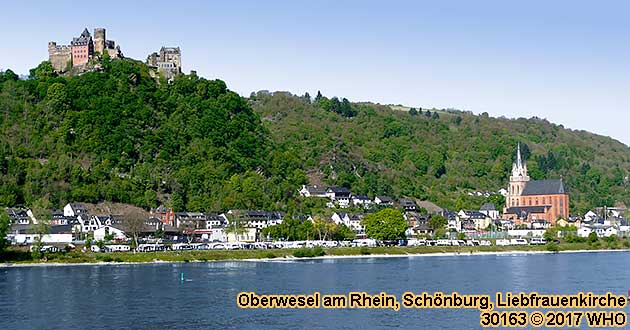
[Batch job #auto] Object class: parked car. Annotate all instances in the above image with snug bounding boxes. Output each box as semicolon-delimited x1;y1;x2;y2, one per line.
495;239;510;246
510;238;528;245
529;238;546;245
104;245;131;252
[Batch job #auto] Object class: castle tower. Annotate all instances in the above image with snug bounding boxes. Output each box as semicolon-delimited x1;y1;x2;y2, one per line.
94;28;106;54
506;143;530;208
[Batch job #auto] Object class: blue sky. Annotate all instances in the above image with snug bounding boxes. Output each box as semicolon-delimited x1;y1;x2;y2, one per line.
1;1;629;144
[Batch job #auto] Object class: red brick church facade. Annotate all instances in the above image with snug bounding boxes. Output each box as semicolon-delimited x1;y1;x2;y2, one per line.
503;144;569;225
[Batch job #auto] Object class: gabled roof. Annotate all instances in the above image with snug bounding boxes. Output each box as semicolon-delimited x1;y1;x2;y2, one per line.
304;185;327;194
327;187;350;194
70;203;87;211
461;210;487;218
71;28;92;46
50;225;73;234
348;214;364;221
505;206;549;215
521;179;566;196
352;195;370;200
399;198;416;207
375;196;393;203
155;205;168;213
480;203;496;211
416;201;443;213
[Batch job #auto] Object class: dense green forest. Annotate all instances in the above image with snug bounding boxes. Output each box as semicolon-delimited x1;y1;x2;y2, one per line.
250;91;630;214
0;59;307;212
1;59;629;215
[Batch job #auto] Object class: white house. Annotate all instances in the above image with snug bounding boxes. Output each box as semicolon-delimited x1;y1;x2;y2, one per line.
205;213;229;228
298;185;328;198
605;226;619;237
577;226;593;238
94;225;126;241
10;225;74;244
458;210;492;231
351;195;372;208
583;211;599;223
531;220;551;230
78;214;103;233
326;187;351;208
374;196;393;206
6;208;30;225
479;203;499;220
507;229;545;237
331;212;365;237
447;217;461;232
226;227;257;242
63;203;88;217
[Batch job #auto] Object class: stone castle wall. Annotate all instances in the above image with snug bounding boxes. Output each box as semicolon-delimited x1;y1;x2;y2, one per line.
48;42;72;72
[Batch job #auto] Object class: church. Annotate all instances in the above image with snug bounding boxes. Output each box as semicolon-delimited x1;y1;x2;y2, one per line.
502;144;569;225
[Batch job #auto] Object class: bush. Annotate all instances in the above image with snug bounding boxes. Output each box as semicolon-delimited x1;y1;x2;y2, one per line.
546;243;559;252
292;246;326;258
565;234;586;243
623;241;630;248
97;255;113;262
588;232;599;244
264;252;277;259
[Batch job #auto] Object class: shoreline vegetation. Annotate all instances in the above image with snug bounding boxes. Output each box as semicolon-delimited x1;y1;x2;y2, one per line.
1;243;628;267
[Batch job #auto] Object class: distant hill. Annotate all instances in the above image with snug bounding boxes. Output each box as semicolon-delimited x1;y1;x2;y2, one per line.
250;91;630;214
0;60;628;215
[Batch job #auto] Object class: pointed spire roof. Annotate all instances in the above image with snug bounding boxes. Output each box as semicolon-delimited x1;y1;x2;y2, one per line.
516;142;522;168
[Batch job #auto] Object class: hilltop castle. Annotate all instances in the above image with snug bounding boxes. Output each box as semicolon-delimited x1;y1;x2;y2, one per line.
48;27;182;79
503;144;569;225
48;28;122;72
146;47;182;79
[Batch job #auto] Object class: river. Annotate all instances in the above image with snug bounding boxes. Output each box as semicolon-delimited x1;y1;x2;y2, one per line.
1;251;628;329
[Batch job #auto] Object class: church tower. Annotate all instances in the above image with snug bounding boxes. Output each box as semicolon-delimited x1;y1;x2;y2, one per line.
506;143;530;208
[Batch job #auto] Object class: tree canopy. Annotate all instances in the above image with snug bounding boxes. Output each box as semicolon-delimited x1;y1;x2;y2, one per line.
2;61;630;216
361;208;407;240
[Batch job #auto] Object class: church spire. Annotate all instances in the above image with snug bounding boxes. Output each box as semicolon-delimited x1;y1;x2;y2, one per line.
511;143;528;179
516;142;522;168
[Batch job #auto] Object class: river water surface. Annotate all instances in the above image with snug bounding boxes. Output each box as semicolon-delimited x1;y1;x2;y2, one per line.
1;252;628;329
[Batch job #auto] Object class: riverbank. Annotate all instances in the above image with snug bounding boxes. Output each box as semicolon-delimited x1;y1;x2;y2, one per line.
1;243;627;267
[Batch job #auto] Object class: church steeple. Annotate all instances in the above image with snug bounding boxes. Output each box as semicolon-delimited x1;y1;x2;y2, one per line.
506;143;530;208
516;142;522;168
511;142;528;178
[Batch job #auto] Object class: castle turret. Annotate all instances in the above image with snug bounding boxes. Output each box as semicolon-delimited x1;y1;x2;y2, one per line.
94;28;106;54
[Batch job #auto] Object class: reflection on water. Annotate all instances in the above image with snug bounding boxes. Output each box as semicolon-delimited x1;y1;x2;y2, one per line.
1;252;630;330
